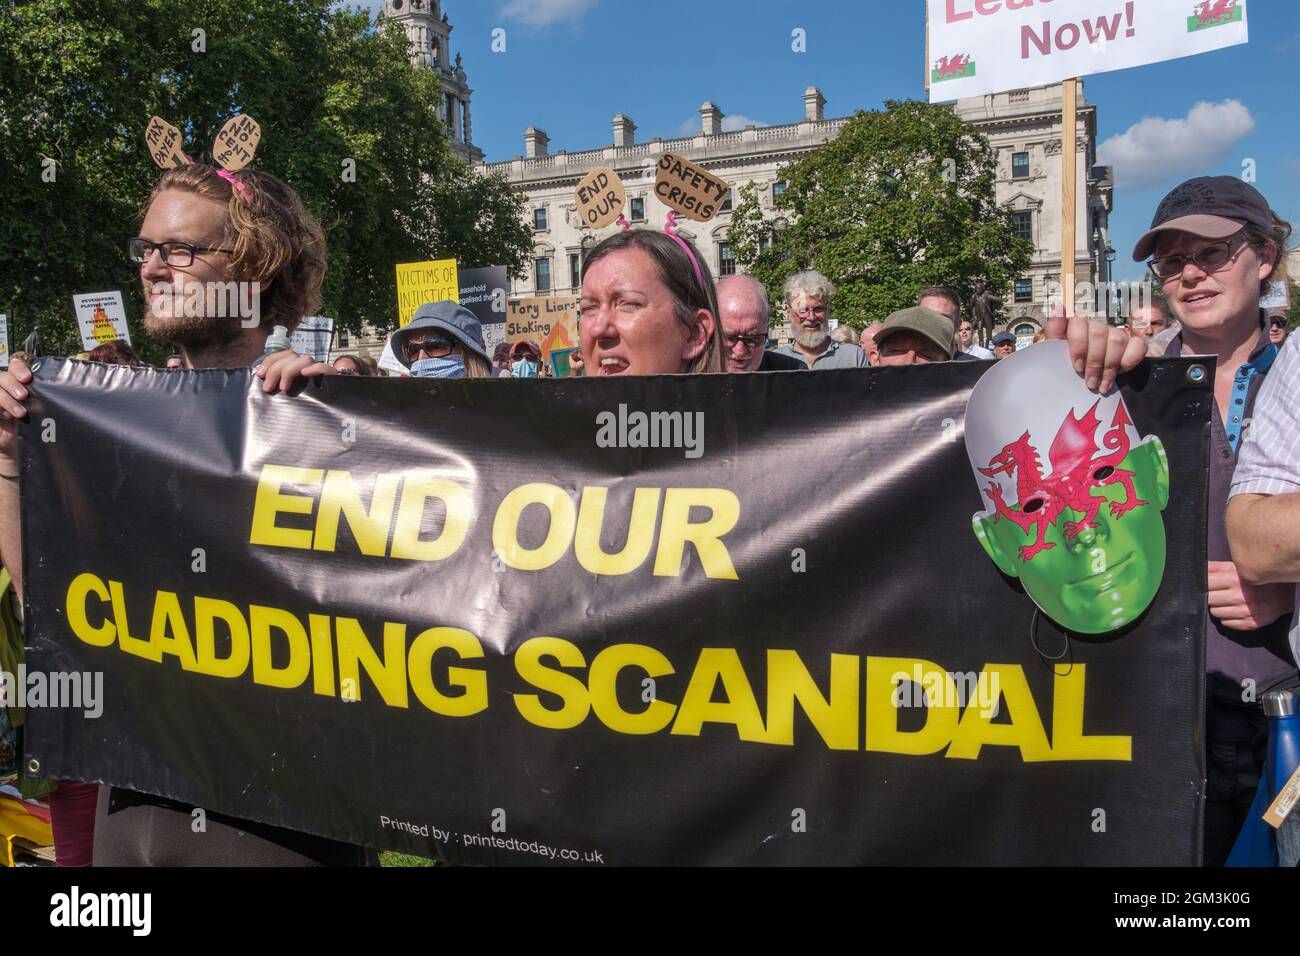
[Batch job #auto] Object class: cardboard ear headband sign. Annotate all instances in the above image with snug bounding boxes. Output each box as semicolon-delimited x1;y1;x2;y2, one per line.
143;114;259;201
212;114;262;172
145;116;186;170
575;167;626;230
654;152;729;222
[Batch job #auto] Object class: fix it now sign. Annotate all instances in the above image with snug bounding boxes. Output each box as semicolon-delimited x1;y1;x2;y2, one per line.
927;0;1249;101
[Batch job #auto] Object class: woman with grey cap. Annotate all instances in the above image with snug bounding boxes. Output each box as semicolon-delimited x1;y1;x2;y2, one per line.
389;301;495;379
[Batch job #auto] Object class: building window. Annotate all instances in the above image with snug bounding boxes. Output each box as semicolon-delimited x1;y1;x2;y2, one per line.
534;257;551;293
720;189;733;212
446;94;456;134
772;180;787;199
337;328;350;349
569;253;581;290
629;197;645;221
533;207;548;231
1012;151;1030;179
718;242;736;277
1014;278;1033;303
1011;210;1033;243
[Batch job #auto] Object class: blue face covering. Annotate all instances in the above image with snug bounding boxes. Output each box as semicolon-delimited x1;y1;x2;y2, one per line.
410;355;465;379
512;358;539;379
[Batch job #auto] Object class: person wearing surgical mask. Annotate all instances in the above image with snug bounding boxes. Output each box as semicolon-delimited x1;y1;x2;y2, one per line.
388;301;493;379
510;341;542;379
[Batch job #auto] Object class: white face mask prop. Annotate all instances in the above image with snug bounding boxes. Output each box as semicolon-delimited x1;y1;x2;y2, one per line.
965;342;1170;635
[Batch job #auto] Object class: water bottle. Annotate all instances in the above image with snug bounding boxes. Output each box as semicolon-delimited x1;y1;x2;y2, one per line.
264;325;291;354
1226;688;1300;867
1264;689;1300;867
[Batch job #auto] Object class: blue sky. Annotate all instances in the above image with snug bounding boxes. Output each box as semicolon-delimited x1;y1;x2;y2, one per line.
354;0;1299;282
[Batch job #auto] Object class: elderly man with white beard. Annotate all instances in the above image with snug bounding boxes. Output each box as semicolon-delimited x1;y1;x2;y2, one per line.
774;270;867;369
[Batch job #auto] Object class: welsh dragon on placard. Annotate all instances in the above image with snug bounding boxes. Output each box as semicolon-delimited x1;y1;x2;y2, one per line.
979;401;1149;562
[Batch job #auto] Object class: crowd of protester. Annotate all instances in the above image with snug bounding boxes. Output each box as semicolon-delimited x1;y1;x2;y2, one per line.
0;156;1295;869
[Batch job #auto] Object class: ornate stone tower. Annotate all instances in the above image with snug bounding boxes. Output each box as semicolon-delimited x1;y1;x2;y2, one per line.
379;0;483;164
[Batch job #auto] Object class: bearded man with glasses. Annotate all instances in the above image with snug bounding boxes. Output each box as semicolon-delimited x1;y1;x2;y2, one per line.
1134;175;1297;866
773;270;867;370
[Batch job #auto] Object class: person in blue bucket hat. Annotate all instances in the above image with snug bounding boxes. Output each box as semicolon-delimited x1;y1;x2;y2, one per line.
389;301;493;379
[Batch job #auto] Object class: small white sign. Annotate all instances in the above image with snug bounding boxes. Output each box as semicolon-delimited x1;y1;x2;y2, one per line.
290;316;335;364
1260;280;1290;312
72;291;131;351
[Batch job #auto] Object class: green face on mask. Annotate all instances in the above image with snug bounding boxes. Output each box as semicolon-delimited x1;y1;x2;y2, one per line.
972;438;1170;635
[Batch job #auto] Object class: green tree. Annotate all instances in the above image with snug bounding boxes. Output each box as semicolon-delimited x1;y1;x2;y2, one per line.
0;0;531;361
728;100;1033;329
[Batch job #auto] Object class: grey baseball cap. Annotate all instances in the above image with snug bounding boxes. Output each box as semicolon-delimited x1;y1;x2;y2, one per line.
991;331;1016;347
1132;176;1275;262
390;301;489;369
874;306;956;360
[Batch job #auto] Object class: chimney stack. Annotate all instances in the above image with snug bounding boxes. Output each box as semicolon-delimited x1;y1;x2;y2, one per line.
700;101;724;136
612;114;637;147
523;127;549;158
803;86;826;122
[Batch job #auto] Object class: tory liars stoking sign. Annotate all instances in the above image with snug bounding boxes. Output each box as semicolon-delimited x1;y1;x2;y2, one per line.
72;292;131;350
926;0;1249;101
395;259;459;328
506;296;579;360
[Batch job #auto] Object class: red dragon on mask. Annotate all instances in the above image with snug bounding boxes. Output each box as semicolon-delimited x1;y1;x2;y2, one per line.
980;400;1148;561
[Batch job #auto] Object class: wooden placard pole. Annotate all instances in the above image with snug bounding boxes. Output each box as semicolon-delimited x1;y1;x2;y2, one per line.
1060;78;1078;317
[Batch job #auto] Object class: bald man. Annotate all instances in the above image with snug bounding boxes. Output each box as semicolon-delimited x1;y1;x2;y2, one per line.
859;322;884;365
718;275;803;372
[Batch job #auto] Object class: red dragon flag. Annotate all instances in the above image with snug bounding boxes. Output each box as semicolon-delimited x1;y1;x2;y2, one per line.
964;341;1169;635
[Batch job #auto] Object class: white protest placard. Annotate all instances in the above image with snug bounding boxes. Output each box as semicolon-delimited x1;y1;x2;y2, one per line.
926;0;1249;101
0;315;9;369
72;291;131;350
290;316;335;364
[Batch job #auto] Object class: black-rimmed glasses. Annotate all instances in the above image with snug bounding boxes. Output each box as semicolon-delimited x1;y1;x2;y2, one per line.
128;238;236;267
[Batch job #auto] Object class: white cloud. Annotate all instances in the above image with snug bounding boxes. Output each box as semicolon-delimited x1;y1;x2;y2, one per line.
1098;99;1254;189
675;114;768;136
499;0;597;27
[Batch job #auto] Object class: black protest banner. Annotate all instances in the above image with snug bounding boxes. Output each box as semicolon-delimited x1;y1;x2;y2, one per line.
22;358;1209;865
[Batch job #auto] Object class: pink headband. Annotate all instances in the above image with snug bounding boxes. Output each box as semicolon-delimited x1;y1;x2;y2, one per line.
663;211;705;291
216;167;253;202
613;211;706;291
179;151;252;202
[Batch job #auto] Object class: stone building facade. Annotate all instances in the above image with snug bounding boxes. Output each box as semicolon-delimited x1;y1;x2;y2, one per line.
479;80;1114;344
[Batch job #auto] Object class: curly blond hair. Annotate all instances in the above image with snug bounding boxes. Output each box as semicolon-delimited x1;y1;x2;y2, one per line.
145;164;327;331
